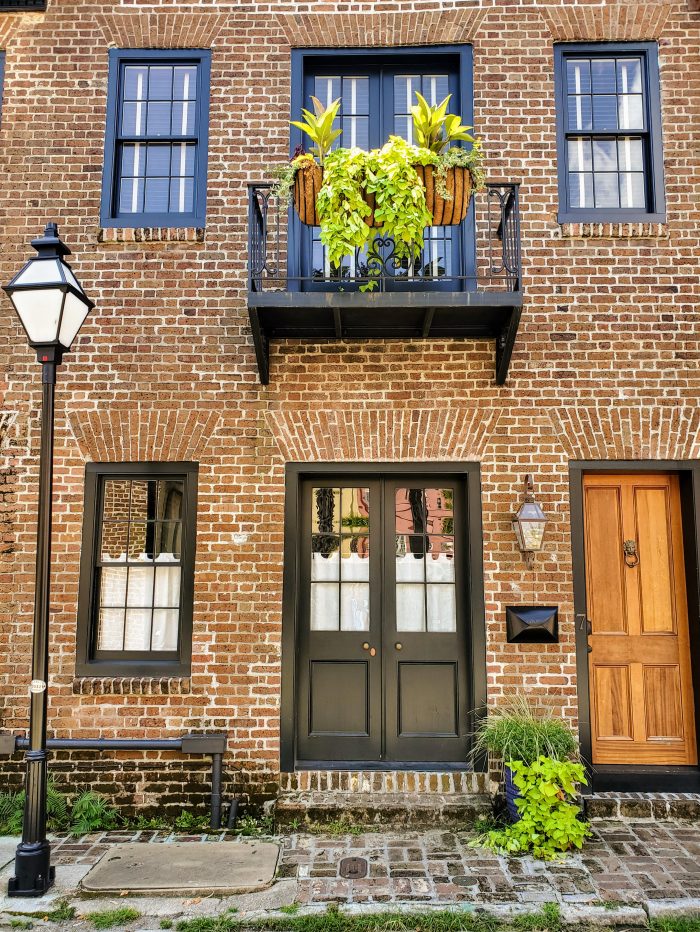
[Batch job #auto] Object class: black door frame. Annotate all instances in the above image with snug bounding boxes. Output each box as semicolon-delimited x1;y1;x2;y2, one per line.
280;462;487;773
570;460;700;793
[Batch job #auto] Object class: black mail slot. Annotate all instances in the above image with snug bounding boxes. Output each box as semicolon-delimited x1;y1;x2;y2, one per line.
506;605;558;643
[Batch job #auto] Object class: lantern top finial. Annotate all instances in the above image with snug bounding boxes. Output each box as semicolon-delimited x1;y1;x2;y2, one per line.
30;222;71;258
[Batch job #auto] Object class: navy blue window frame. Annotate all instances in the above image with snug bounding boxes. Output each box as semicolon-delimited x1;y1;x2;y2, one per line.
100;48;210;228
289;46;475;292
554;42;665;224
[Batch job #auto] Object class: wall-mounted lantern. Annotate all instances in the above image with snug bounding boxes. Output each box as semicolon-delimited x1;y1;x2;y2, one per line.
512;474;548;568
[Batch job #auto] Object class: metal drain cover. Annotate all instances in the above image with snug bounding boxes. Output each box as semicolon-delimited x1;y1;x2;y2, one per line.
339;856;368;879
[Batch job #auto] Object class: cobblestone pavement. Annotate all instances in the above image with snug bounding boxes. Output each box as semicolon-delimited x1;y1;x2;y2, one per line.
42;819;700;908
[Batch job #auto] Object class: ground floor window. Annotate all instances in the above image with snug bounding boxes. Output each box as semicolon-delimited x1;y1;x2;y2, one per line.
75;462;198;677
282;467;486;769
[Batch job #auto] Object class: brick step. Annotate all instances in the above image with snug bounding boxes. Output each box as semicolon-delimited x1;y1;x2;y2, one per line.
584;792;700;821
279;770;494;795
275;791;493;829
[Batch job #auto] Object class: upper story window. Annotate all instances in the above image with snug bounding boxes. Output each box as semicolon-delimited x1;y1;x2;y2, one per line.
100;49;210;228
0;1;46;8
76;463;198;677
290;47;474;289
554;43;665;223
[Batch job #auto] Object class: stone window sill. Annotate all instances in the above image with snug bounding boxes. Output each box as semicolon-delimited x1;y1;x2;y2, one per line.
97;227;205;245
72;676;191;696
557;221;669;239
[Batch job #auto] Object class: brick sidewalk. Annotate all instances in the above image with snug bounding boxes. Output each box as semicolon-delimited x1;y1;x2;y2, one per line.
44;819;700;909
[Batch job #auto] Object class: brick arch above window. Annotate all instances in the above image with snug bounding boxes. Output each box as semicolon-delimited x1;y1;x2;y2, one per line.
275;9;486;49
68;409;220;463
94;12;230;50
537;3;674;42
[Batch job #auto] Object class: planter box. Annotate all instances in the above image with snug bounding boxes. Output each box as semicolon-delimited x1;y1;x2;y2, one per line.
504;765;521;822
292;161;472;228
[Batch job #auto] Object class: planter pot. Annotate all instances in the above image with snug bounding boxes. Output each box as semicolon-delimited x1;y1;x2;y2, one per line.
293;161;323;226
504;766;522;822
414;164;472;225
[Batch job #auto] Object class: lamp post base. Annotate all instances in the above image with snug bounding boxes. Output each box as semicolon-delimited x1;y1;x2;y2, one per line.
7;841;55;897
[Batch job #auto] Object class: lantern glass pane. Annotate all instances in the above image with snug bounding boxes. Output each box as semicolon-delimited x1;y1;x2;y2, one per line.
58;290;91;348
12;257;64;287
519;520;547;551
12;288;64;343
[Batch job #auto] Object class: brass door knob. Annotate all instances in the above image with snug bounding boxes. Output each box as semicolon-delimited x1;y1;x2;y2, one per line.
395;642;402;650
362;642;370;650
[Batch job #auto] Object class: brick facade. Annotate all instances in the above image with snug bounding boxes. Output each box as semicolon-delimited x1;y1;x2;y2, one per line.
0;0;699;812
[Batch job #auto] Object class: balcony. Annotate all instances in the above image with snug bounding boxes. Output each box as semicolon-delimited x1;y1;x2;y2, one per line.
247;182;522;385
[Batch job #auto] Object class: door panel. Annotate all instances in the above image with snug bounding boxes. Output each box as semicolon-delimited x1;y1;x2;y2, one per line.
584;473;697;765
296;475;470;765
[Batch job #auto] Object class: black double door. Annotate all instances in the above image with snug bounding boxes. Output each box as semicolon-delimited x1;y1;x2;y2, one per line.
296;476;470;765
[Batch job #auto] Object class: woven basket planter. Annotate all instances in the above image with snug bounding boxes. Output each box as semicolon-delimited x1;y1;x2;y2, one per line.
292;161;472;228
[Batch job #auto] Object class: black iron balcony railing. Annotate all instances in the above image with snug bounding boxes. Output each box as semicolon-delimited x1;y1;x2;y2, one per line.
246;182;523;385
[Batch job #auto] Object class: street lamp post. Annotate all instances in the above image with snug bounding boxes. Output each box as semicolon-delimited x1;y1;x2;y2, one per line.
4;223;94;897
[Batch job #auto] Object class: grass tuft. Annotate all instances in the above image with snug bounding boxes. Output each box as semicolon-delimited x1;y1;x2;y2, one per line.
86;906;141;929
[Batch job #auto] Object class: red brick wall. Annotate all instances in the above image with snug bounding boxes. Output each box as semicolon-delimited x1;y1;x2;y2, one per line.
1;0;699;809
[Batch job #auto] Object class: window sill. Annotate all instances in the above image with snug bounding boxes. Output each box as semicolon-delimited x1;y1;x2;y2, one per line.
72;676;191;695
97;227;205;245
557;221;669;239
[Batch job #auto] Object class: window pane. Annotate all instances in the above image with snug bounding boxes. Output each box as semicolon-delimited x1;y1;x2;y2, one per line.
427;585;456;633
169;177;194;213
312;488;339;533
395;488;425;533
618;137;643;171
123;66;148;101
394;114;413;143
421;74;450;107
396;584;425;632
396;535;425;581
99;566;128;606
617;58;642;94
618;94;643;130
311;535;340;580
144;177;170;212
146;144;171;176
174;66;197;100
103;479;131;519
594;172;620;207
340;537;369;580
147;101;172;136
314;76;341;109
592;95;617;130
425;488;453;533
154;566;181;607
124;609;152;650
152;610;179;650
591;59;616;93
568;170;594;209
568;137;592;172
620;172;646;208
340;582;370;631
97;608;125;650
310;583;339;630
101;522;129;562
172;100;195;136
426;537;455;582
127;522;152;560
566;59;591;94
130;481;157;521
121;144;145;178
592;137;618;171
342;76;368;115
341;487;369;530
566;95;591;132
121;101;146;136
148;66;173;100
118;176;144;214
126;566;154;607
170;143;195;179
154;521;182;560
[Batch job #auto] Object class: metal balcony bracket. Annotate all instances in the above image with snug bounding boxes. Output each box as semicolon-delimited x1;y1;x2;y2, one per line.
495;305;522;386
249;306;270;386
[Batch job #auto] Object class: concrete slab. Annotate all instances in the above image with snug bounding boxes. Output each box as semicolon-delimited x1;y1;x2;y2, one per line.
80;840;280;896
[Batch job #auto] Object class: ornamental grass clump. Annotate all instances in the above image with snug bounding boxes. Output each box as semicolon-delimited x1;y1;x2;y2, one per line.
472;693;578;766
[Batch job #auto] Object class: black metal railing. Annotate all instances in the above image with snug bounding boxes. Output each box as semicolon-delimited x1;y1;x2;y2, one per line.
248;182;521;296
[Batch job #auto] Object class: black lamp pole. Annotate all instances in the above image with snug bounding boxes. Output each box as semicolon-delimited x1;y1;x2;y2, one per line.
4;224;94;897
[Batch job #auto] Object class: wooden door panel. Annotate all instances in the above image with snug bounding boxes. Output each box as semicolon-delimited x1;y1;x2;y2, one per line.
635;486;676;635
584;473;697;766
309;661;370;736
592;664;633;739
584;486;627;634
397;662;458;737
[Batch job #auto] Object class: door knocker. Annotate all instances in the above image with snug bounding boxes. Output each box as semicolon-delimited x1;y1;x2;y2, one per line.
623;539;639;567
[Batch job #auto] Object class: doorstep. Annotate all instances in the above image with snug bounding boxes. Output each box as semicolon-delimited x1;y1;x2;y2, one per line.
584;792;700;821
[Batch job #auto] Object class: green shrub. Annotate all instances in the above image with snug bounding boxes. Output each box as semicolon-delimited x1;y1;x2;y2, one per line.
473;757;590;860
472;694;578;766
0;782;119;837
70;791;120;835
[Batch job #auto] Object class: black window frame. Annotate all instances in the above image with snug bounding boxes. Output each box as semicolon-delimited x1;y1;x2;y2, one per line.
76;462;198;678
554;42;666;223
100;48;211;229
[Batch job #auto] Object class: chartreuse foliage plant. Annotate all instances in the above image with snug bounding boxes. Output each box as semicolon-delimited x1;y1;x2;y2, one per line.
474;757;590;860
410;92;475;153
290;96;342;165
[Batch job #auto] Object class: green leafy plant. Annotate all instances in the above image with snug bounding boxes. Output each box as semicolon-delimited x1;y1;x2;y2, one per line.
86;906;141;929
472;693;578;767
316;146;373;269
235;812;274;836
411;92;475;154
173;809;210;832
290;97;341;166
70;791;120;835
473;757;590;860
0;776;70;835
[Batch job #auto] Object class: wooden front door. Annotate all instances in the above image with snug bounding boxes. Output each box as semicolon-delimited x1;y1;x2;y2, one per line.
296;476;470;765
583;473;697;765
